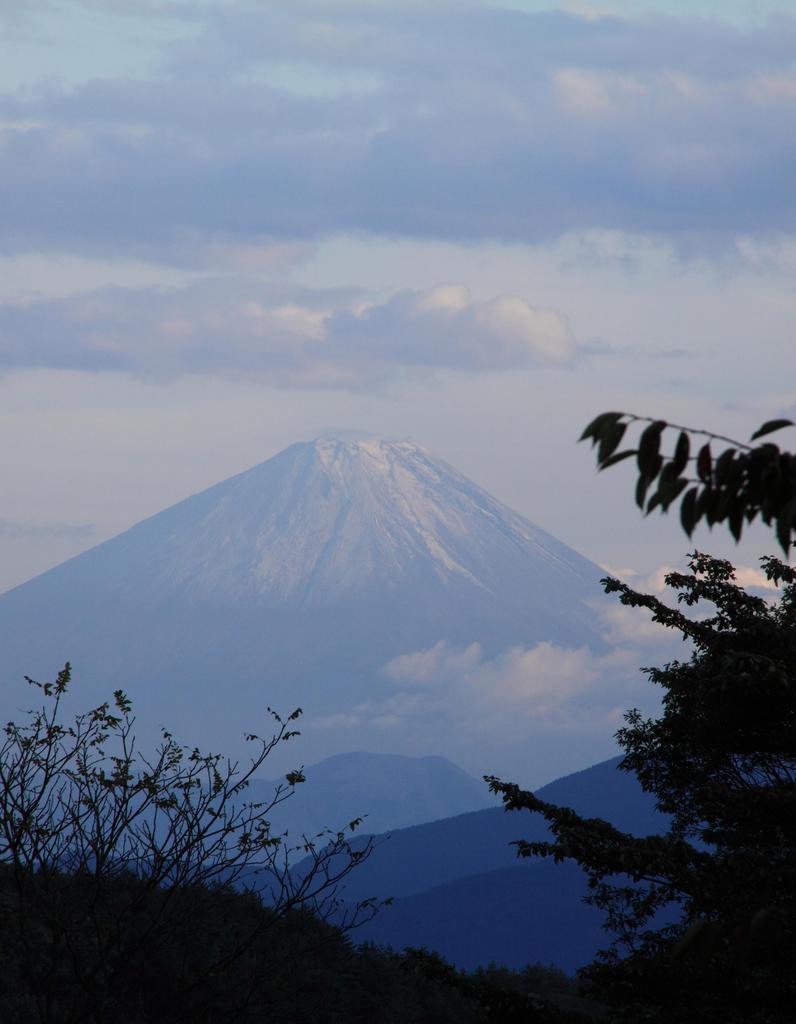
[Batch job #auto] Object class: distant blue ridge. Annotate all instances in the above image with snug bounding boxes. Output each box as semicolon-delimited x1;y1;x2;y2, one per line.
281;757;672;974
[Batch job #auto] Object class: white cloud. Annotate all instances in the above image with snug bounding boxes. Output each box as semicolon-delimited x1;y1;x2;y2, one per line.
0;281;575;384
732;565;782;590
311;637;668;767
593;600;681;646
604;558;785;595
328;286;575;372
0;8;795;260
382;639;615;717
384;640;484;687
588;559;788;647
553;68;648;117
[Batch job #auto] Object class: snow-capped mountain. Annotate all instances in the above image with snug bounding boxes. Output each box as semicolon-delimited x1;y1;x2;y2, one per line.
0;439;606;767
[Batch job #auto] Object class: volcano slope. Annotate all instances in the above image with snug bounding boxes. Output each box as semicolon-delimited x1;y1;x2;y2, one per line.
0;438;606;760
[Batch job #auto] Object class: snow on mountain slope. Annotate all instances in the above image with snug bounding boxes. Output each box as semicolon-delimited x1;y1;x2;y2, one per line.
0;438;609;771
18;438;596;603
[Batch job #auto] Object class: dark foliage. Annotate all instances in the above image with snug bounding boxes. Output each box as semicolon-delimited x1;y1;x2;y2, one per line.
0;861;601;1023
489;553;796;1023
0;865;458;1023
0;667;374;1023
580;413;796;552
391;947;597;1023
0;667;602;1022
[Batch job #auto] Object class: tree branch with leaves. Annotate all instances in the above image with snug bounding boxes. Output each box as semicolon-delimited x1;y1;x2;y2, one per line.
488;553;796;1023
0;664;377;1023
580;413;796;552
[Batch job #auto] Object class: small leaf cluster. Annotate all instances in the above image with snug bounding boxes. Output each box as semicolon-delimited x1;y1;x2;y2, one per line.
580;413;796;552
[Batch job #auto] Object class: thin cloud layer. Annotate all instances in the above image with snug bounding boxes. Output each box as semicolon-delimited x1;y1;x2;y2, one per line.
308;621;682;776
0;281;574;383
303;564;698;776
0;6;794;260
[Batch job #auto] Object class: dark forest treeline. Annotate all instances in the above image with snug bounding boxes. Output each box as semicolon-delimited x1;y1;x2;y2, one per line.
0;864;595;1024
0;666;596;1023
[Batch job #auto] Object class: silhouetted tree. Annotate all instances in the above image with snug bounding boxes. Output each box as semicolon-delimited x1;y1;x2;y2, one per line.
488;553;796;1023
0;664;375;1023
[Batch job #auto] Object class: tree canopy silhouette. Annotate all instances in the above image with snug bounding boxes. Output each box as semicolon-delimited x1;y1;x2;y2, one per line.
0;665;375;1023
489;552;796;1023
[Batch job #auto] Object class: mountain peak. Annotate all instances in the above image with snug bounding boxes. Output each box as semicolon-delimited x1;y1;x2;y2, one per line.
0;438;606;766
307;434;431;479
188;434;582;603
2;435;603;619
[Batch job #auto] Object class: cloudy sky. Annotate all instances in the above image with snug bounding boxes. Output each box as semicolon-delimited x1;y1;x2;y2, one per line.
2;2;793;612
1;0;794;782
